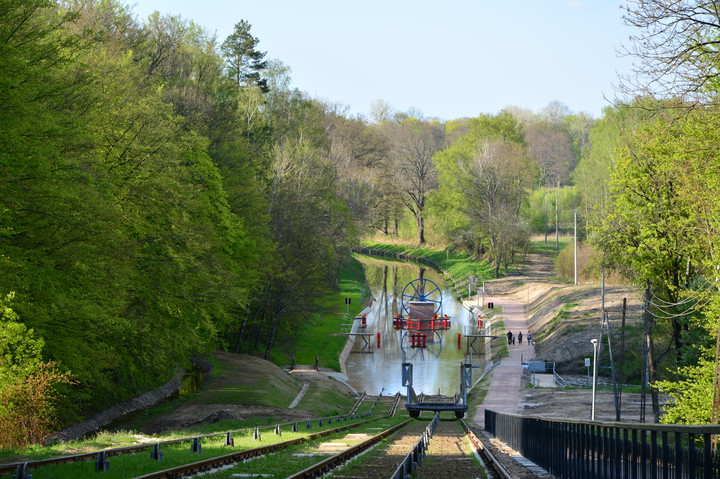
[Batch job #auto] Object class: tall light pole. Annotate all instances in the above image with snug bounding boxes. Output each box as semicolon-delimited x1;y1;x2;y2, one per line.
591;338;599;420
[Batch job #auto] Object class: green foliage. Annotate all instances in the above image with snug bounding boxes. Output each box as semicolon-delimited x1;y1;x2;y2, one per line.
0;293;43;383
0;294;74;449
588;101;720;421
657;357;715;425
432;112;535;275
521;187;580;236
572;100;660;228
0;0;267;425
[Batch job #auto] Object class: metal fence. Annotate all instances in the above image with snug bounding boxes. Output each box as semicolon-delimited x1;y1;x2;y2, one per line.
485;410;720;479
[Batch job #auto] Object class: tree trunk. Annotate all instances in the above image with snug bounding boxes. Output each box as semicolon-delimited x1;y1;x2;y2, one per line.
712;287;720;430
416;212;425;245
233;317;248;353
263;313;278;360
642;284;661;422
672;316;683;365
647;333;661;422
253;308;266;351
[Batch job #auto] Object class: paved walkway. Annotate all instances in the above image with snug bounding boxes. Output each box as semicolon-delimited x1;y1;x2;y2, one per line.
474;297;535;427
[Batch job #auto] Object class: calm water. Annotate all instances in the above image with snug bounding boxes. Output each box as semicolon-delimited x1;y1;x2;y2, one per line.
343;258;488;396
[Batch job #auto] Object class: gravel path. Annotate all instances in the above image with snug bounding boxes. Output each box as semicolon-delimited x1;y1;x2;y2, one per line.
416;419;484;478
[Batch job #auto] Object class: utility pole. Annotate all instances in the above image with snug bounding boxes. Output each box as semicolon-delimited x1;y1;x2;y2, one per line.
555;190;559;255
712;283;720;449
601;253;605;312
574;210;578;285
544;192;548;245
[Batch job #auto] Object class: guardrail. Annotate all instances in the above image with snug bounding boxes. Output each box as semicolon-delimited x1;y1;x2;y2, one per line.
485;410;720;479
390;413;440;479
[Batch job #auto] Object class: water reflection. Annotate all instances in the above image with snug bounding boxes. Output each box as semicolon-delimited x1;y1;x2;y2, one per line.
343;258;488;396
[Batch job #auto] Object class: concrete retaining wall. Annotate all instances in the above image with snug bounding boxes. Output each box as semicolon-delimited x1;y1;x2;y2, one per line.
338;306;372;376
51;371;183;442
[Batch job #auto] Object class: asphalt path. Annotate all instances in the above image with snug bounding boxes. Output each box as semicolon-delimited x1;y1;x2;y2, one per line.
474;297;534;427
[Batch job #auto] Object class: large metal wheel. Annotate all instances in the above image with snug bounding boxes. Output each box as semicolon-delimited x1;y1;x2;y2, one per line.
401;278;442;315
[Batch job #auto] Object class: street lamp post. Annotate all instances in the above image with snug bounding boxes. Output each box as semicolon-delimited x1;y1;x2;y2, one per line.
591;338;599;420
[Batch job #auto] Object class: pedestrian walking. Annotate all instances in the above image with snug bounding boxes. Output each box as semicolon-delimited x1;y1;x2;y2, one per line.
506;331;512;345
518;332;523;344
527;332;532;345
511;332;515;345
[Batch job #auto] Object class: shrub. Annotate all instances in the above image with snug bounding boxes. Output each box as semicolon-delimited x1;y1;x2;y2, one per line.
0;293;75;449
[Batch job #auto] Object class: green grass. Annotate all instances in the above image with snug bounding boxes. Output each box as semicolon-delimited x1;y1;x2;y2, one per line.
467;372;493;420
199;416;408;478
280;255;368;371
1;415;387;479
536;299;579;342
490;319;509;361
528;237;571;255
294;377;357;417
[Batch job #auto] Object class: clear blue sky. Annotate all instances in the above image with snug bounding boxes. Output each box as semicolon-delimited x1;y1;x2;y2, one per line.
129;0;634;120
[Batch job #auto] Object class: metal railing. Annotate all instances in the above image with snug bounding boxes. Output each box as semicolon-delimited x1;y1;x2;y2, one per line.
485;410;720;479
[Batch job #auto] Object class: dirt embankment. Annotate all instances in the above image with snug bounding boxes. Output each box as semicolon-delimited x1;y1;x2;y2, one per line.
486;251;643;374
484;248;667;423
118;352;357;434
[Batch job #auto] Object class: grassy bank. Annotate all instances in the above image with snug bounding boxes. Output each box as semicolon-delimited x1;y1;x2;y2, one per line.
285;242;493;370
280;255;369;370
359;241;493;299
0;352;359;466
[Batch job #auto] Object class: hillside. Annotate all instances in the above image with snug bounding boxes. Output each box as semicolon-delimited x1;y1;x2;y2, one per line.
484;248;642;373
480;245;666;422
115;352;357;435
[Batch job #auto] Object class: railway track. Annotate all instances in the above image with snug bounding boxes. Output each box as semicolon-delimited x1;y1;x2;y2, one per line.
313;414;514;479
133;418;412;479
3;404;517;479
0;411;378;478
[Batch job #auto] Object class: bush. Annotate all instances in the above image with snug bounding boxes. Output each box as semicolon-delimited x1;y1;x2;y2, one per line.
0;293;75;449
0;362;74;449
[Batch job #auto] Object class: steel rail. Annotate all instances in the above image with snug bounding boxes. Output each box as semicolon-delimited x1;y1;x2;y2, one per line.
131;416;385;479
285;419;412;479
460;419;513;479
388;392;402;416
0;412;369;476
348;391;366;414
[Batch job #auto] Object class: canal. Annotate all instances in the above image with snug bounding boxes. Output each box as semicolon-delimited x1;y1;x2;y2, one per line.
343;257;490;396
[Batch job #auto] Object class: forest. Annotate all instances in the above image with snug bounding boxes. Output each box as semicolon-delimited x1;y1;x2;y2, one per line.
1;0;720;447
